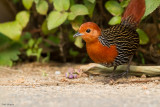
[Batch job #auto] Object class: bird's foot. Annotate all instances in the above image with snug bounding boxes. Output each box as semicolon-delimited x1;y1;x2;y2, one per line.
110;71;128;78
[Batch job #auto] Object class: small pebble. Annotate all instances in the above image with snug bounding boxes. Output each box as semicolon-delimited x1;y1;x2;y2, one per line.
55;71;61;75
145;90;150;95
85;78;88;81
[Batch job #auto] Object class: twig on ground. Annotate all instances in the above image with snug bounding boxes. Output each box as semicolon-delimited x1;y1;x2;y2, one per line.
81;63;160;77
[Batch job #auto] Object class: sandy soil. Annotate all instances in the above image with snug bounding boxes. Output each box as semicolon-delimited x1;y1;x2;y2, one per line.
0;62;160;86
0;63;160;107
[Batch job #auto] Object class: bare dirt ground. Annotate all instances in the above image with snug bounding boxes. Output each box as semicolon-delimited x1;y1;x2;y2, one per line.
0;63;160;107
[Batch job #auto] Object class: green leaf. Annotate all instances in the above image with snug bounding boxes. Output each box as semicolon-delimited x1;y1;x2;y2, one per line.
84;0;96;18
22;0;33;10
71;4;89;16
16;11;30;28
68;12;77;20
0;33;21;66
53;0;70;11
36;0;48;15
34;0;40;4
41;20;57;35
143;0;160;18
70;0;75;6
21;32;32;41
87;0;95;3
136;29;149;45
26;38;43;61
0;21;22;41
120;0;130;8
108;16;121;25
47;11;68;30
74;36;83;48
68;4;89;20
105;0;124;16
139;52;145;64
0;11;29;41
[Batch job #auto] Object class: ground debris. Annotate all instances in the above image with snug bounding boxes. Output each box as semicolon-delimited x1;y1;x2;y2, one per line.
0;62;159;86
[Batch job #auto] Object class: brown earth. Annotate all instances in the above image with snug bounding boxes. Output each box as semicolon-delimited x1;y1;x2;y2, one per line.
1;63;160;107
0;62;160;86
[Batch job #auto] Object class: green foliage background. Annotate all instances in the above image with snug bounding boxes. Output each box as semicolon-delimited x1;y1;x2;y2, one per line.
0;0;160;66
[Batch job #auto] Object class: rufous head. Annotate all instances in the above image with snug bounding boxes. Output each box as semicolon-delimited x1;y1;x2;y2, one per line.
73;22;101;43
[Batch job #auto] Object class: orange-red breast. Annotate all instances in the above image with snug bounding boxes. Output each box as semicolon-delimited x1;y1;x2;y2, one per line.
73;0;145;76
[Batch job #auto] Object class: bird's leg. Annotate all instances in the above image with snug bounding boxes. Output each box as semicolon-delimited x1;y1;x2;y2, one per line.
113;66;117;72
110;66;117;77
121;55;133;77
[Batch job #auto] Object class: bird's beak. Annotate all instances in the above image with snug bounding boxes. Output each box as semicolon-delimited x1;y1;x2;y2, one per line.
73;32;84;37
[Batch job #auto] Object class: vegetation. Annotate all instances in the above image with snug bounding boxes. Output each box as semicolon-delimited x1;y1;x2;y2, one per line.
0;0;160;66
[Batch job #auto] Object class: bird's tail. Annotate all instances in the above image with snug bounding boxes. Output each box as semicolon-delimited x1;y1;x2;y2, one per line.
122;0;145;25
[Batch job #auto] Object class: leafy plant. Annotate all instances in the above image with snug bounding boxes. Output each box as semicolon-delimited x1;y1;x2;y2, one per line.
0;33;21;66
0;11;30;41
0;0;159;66
104;0;160;45
25;38;43;62
136;29;149;45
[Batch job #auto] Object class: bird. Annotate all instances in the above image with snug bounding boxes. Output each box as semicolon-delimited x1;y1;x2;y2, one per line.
73;0;146;76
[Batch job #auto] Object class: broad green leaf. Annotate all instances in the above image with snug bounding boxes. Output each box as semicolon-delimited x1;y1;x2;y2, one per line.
16;11;30;28
70;0;75;6
136;29;149;45
42;20;49;35
68;4;89;20
120;0;130;7
143;0;160;18
108;16;121;25
74;36;83;48
0;33;21;66
84;0;96;18
53;0;70;11
87;0;95;3
36;0;48;15
41;20;57;35
47;11;68;30
22;0;33;10
71;4;89;16
68;12;77;20
105;0;124;16
34;0;39;4
0;21;22;41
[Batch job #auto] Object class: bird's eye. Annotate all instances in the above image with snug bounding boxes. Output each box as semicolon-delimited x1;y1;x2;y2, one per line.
86;29;91;33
